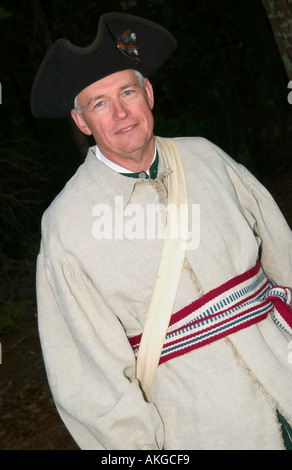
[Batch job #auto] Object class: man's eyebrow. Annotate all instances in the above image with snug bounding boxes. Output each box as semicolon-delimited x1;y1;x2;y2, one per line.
119;81;140;91
86;94;105;108
86;81;140;108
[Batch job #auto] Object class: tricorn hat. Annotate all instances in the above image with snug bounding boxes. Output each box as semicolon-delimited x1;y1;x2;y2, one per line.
31;12;177;118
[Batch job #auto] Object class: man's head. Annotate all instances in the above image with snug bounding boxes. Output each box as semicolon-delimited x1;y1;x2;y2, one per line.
71;69;155;167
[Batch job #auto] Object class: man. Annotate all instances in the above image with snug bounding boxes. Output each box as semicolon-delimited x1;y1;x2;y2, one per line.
31;12;292;450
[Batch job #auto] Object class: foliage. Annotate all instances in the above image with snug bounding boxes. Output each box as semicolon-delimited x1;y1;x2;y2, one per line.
0;139;44;258
0;300;33;332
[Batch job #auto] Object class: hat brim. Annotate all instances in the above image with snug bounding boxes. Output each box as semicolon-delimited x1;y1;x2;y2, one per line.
31;12;177;118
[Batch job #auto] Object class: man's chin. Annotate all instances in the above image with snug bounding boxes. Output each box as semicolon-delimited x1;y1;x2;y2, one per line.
112;135;153;156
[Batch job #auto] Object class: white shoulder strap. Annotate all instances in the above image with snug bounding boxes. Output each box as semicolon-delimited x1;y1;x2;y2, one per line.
136;137;188;399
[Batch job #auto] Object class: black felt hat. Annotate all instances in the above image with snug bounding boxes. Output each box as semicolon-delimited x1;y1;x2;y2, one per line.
31;12;177;118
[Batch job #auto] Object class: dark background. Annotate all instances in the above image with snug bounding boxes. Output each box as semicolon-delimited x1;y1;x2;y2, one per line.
1;0;291;288
0;0;291;449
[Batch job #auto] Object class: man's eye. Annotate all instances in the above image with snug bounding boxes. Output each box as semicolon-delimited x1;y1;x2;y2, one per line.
123;90;134;97
94;101;104;109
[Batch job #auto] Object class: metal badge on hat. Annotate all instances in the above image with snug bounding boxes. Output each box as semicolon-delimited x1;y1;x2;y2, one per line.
117;29;141;62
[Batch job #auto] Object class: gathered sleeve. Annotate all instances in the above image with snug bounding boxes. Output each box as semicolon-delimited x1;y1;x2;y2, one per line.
36;251;165;450
240;164;292;288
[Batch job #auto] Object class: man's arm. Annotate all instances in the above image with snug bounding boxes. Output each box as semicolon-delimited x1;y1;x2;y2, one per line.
36;251;164;450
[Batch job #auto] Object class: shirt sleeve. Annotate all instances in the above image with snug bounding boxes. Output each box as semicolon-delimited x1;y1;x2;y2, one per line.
36;251;165;450
240;164;292;288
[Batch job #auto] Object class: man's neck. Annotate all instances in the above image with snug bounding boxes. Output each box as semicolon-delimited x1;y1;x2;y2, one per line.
96;141;156;174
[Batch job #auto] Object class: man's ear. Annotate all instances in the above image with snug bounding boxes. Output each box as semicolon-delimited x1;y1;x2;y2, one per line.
71;110;92;136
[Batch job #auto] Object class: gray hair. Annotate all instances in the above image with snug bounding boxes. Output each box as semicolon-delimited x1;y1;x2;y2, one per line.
73;70;145;115
73;95;83;114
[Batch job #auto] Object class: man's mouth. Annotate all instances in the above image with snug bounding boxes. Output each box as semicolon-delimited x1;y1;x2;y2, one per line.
117;125;136;133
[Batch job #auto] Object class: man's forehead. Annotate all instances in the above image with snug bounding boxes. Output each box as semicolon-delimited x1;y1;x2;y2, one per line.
79;69;140;98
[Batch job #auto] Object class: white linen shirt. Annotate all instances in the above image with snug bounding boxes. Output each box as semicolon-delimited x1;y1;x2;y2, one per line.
37;136;292;450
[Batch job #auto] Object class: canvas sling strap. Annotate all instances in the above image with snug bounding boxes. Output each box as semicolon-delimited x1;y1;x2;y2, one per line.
130;259;292;369
136;136;189;400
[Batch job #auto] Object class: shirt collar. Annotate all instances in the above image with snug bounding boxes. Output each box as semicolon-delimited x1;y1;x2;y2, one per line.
83;141;170;209
95;144;157;176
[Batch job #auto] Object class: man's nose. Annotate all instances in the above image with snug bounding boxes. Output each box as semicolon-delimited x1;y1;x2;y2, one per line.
112;100;130;120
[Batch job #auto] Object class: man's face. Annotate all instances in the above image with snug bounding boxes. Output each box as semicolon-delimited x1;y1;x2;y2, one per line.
71;69;155;166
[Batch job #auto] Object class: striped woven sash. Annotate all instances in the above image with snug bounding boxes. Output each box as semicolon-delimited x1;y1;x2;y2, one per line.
129;260;292;365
